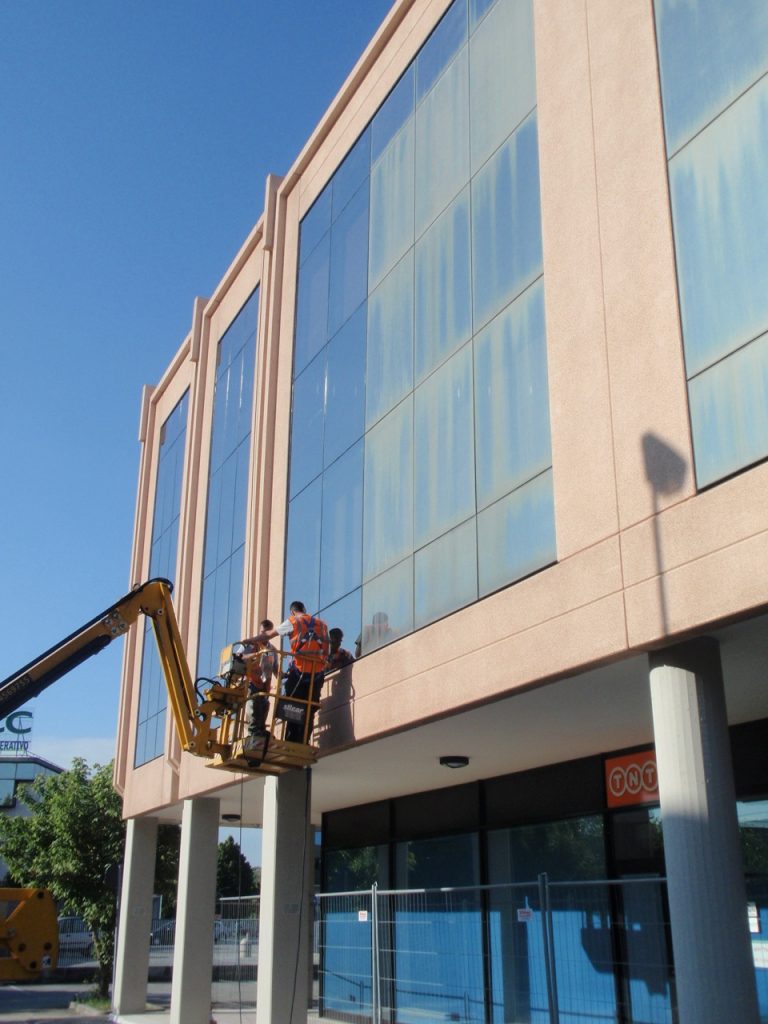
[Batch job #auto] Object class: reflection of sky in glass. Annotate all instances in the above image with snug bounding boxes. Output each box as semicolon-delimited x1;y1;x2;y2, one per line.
689;332;768;488
288;0;553;652
670;76;768;376
361;557;414;654
477;471;556;597
136;391;189;767
655;0;768;154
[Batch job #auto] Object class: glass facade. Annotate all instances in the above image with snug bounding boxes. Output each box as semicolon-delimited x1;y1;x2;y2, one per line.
655;0;768;487
286;0;555;654
135;391;189;767
0;758;59;808
197;287;260;678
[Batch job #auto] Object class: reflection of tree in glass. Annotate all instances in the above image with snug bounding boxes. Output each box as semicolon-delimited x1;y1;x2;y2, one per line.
325;846;383;891
504;816;607;882
741;824;768;877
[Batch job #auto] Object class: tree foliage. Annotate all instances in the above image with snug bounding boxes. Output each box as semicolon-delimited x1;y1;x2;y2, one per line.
0;758;123;995
216;835;257;898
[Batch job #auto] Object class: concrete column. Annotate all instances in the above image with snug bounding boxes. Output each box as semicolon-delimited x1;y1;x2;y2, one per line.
170;797;219;1024
113;816;158;1015
649;638;759;1024
256;769;314;1024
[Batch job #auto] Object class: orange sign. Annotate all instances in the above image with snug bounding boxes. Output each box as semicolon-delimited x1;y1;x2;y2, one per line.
605;750;659;808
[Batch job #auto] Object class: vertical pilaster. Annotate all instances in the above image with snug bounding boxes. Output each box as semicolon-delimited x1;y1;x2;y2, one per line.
113;816;158;1015
649;639;758;1024
170;797;219;1024
256;769;313;1024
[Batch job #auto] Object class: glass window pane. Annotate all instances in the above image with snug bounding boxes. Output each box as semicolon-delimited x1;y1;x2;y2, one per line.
231;440;250;555
226;543;245;640
669;76;768;377
320;588;362;660
477;470;556;597
361;557;414;655
396;833;481;887
284;477;322;616
414;344;475;547
474;280;551;508
294;230;330;376
215;454;237;568
415;187;472;382
369;120;415;290
366;252;414;427
299;185;332;265
363;397;414;580
415;45;469;236
328;180;370;338
414;518;478;628
470;0;536;172
487;817;606;883
289;350;326;498
332;127;371;219
325;304;367;466
688;332;768;489
472;113;543;332
371;65;415;163
320;441;364;608
655;0;768;154
416;0;468;103
469;0;498;31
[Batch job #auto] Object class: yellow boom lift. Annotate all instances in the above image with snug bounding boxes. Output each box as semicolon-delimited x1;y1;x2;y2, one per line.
0;577;324;775
0;889;58;981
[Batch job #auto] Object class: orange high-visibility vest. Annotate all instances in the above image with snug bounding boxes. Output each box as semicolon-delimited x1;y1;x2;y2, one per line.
289;612;330;673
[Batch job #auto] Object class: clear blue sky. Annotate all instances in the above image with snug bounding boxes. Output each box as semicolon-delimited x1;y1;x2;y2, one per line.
0;0;392;858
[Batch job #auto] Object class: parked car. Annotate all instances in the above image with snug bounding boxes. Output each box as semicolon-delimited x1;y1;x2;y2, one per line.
58;915;94;959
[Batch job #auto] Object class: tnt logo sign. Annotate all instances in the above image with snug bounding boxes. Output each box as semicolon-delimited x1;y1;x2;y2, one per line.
605;751;658;808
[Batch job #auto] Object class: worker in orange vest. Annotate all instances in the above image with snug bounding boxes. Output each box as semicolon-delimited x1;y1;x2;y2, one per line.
256;601;329;743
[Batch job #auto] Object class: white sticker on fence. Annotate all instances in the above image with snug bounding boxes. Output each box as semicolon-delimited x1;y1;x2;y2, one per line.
358;910;369;922
517;907;534;923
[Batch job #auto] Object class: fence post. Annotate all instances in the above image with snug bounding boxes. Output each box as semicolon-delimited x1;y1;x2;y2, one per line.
538;873;560;1024
371;882;380;1024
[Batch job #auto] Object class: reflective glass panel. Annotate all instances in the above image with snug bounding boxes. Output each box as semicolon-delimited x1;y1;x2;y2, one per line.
669;76;768;377
414;517;478;629
477;470;556;597
294;230;330;376
289;350;326;498
415;187;472;382
361;557;414;654
320;587;362;661
363;397;413;580
332;127;371;220
415;44;469;237
299;184;332;265
366;252;414;427
414;343;475;547
416;0;468;103
470;0;536;173
371;65;415;164
135;390;189;767
472;113;543;331
470;0;498;30
655;0;768;154
324;304;367;467
369;120;415;290
197;288;259;678
688;332;768;488
474;280;550;508
328;180;370;338
320;441;364;609
284;477;322;616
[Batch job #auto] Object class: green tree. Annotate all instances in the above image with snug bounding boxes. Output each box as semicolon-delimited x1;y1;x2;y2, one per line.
0;758;123;996
155;824;181;918
216;836;257;898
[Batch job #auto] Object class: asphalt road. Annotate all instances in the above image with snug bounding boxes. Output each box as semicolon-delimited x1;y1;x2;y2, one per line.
0;981;111;1022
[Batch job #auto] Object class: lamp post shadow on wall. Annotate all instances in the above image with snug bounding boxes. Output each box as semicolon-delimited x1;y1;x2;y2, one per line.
641;432;689;639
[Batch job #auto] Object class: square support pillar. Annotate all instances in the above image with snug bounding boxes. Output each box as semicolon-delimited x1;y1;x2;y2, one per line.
170;797;220;1024
257;769;314;1024
113;816;158;1015
649;638;759;1024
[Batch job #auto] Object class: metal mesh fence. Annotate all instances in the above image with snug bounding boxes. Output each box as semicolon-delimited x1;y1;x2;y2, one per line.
316;877;677;1024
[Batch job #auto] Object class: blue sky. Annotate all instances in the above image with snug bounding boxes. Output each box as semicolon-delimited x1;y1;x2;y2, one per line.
0;0;392;858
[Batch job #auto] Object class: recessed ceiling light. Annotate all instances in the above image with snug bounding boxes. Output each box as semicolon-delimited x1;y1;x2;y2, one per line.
439;755;469;769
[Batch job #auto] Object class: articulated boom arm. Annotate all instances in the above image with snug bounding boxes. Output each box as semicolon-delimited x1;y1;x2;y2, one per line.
0;579;320;775
0;888;58;981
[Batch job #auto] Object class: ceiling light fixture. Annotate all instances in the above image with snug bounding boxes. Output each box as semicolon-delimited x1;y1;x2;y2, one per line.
222;813;241;823
439;755;469;769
